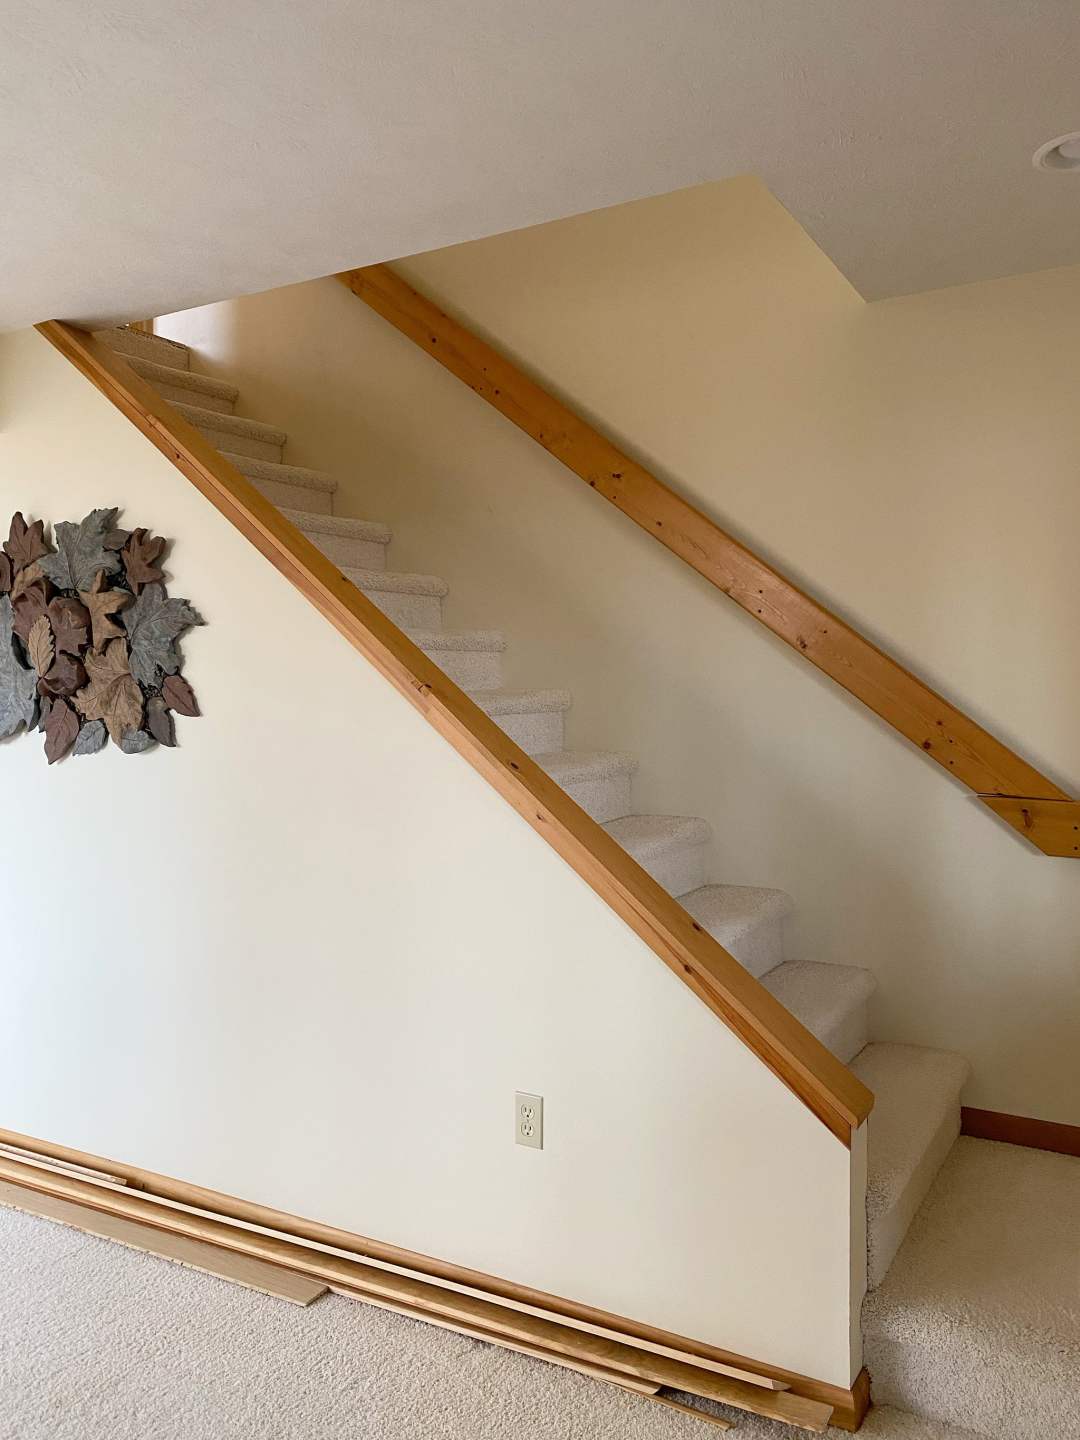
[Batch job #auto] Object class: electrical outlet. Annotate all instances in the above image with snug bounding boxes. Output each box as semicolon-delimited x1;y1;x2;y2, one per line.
515;1092;543;1149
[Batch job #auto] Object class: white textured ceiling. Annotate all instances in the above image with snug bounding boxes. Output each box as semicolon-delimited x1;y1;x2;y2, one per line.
5;1;1080;330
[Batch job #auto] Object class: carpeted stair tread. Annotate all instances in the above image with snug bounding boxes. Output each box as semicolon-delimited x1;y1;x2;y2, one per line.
174;403;286;446
412;629;507;653
605;813;711;854
125;356;238;405
97;327;191;369
863;1137;1080;1440
852;1043;970;1288
283;508;389;542
535;750;639;785
679;885;794;978
477;689;572;717
760;959;876;1061
227;455;338;496
342;567;449;597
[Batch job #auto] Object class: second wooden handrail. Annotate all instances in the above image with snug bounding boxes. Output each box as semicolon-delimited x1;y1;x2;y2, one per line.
339;264;1079;859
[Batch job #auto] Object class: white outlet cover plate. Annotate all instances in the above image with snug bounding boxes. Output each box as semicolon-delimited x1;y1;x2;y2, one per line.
515;1092;543;1150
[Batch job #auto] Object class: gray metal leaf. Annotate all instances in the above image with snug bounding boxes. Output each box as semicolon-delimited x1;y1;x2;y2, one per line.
119;728;155;754
0;595;38;738
122;582;204;688
73;719;107;756
39;508;121;593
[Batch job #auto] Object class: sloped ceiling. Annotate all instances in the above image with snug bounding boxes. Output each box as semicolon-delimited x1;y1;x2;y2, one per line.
4;0;1080;330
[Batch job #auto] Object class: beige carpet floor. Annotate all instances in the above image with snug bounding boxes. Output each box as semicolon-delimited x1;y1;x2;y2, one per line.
0;1201;982;1440
864;1137;1080;1440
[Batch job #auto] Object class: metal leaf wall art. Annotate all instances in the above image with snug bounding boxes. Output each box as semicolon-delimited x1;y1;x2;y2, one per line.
0;509;204;764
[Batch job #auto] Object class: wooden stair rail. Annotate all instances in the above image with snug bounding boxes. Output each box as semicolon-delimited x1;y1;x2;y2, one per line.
338;265;1080;858
36;319;872;1146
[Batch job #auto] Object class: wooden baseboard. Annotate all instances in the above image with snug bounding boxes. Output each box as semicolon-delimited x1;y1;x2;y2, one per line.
961;1106;1080;1158
0;1127;870;1430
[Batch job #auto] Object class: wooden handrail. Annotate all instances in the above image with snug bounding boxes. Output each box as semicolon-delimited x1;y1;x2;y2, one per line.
36;320;871;1144
338;264;1080;857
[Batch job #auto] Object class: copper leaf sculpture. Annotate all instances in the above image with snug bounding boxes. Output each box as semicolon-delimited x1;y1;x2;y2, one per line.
38;653;87;699
47;597;90;656
72;719;107;756
75;639;145;745
121;529;166;594
4;513;50;574
0;596;39;738
26;616;54;679
79;570;130;650
1;508;204;763
161;673;200;717
146;695;176;748
119;729;154;754
123;582;204;689
43;697;80;765
12;581;50;645
39;508;121;593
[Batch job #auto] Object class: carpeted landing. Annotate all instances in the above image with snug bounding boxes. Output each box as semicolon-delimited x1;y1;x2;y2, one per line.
0;1202;981;1440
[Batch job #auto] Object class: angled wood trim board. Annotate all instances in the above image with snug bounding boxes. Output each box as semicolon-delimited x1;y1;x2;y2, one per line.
0;1127;870;1428
978;797;1080;858
338;264;1076;855
0;1180;327;1305
0;1156;835;1431
35;318;871;1145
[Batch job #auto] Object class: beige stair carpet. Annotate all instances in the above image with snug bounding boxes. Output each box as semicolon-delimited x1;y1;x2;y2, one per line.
0;1203;982;1440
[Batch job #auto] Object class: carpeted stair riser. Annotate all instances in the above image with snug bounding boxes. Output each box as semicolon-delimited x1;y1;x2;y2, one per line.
229;458;338;516
604;816;711;896
152;378;235;415
301;528;389;569
95;327;191;369
495;709;564;755
259;476;333;514
124;357;239;414
535;752;638;824
761;960;876;1062
476;693;570;756
556;768;633;824
414;640;504;692
679;885;793;978
351;583;443;631
175;403;286;463
852;1045;970;1289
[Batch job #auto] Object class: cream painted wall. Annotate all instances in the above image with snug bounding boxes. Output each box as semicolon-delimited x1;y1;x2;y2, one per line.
159;177;1080;1127
0;326;863;1386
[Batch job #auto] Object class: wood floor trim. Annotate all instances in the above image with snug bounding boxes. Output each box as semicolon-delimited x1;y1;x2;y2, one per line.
961;1106;1080;1158
0;1134;868;1428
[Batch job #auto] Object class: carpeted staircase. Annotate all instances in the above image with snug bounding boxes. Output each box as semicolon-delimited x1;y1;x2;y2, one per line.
98;326;1077;1438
